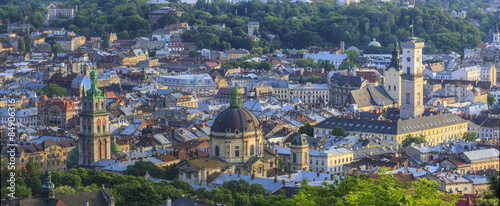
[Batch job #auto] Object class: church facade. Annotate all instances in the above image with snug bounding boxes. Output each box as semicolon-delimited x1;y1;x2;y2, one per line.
177;87;279;186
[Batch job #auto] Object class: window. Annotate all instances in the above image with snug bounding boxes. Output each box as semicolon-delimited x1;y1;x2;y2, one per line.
235;146;239;157
406;92;411;104
215;146;220;156
388;85;391;91
250;145;254;156
293;152;297;163
407;67;410;75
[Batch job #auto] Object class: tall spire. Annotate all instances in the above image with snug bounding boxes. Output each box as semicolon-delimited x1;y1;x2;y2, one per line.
230;87;242;108
41;170;55;202
389;41;401;70
85;62;103;98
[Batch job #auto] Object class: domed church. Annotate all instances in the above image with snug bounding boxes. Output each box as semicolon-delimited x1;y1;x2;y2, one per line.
177;87;279;186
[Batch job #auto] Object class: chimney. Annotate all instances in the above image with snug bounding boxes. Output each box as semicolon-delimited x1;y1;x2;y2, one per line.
454;176;458;180
324;177;328;181
251;173;255;180
426;167;430;172
313;179;316;182
317;172;320;177
274;176;278;183
238;172;240;177
288;173;292;178
282;179;286;185
166;198;172;206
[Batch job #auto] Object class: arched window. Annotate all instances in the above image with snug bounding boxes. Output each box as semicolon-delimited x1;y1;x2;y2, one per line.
235;146;239;157
83;125;86;132
102;119;106;133
95;103;98;110
101;102;104;109
406;92;410;104
394;85;396;90
292;152;297;163
388;85;391;91
417;92;421;105
250;145;254;156
215;146;220;156
83;102;87;110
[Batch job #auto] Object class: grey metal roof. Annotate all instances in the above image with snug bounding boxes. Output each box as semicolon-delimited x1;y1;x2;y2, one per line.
463;148;499;162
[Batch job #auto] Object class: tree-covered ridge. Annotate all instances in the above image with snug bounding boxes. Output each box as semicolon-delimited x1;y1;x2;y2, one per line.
1;0;486;55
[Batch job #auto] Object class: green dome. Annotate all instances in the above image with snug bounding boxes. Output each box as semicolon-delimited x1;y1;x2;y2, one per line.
66;148;79;163
111;135;116;140
368;38;381;47
291;134;308;146
86;87;102;97
111;143;121;152
41;171;55;189
90;69;98;79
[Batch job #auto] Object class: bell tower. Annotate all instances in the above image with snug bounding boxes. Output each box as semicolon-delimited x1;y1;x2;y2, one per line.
400;37;425;119
79;64;111;165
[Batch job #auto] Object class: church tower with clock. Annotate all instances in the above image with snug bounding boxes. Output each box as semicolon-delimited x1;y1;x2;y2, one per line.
400;37;425;119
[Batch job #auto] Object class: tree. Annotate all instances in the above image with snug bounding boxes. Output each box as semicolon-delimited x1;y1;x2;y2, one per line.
0;37;7;43
476;173;499;206
462;132;477;142
55;185;77;196
487;93;495;107
37;83;68;98
483;55;490;62
124;161;165;179
189;50;203;59
298;123;314;136
101;34;110;48
401;134;427;147
21;161;42;195
259;62;271;71
28;12;45;29
24;34;32;53
51;44;65;54
299;75;304;84
17;37;25;52
163;162;180;180
331;126;347;137
306;75;322;83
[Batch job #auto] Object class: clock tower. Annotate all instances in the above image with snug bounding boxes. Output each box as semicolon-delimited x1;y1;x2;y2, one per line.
400;37;424;119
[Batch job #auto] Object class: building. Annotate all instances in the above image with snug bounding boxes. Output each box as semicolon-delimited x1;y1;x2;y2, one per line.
78;66;111;165
0;107;38;127
55;36;86;51
156;74;216;93
247;22;259;36
274;136;354;174
314;113;468;145
165;92;198;108
1;139;76;172
177;88;279;186
289;82;329;107
47;3;77;20
148;7;183;23
461;148;499;172
38;97;77;129
329;73;366;106
400;37;425;119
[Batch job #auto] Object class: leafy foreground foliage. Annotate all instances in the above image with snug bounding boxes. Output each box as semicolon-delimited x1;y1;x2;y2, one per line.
2;160;463;206
402;134;427;147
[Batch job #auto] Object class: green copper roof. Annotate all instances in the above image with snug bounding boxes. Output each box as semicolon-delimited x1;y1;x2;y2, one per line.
230;87;243;108
387;41;401;71
291;134;308;146
111;143;121;152
41;170;55;190
368;38;382;47
66;148;79;164
84;63;104;98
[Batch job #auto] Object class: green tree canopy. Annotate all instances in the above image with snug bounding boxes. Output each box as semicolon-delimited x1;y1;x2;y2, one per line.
298;123;314;136
51;44;65;54
37;83;68;98
487;93;495;106
124;161;165;179
331;126;347;137
462;132;477;142
402;134;427;147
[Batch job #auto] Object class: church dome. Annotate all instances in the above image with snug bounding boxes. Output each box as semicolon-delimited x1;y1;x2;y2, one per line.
66;148;79;163
211;87;260;135
291;134;308;146
39;95;48;101
111;143;121;152
368;38;381;47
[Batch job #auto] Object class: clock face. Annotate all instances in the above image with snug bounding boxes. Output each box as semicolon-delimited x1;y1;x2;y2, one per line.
406;57;411;62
